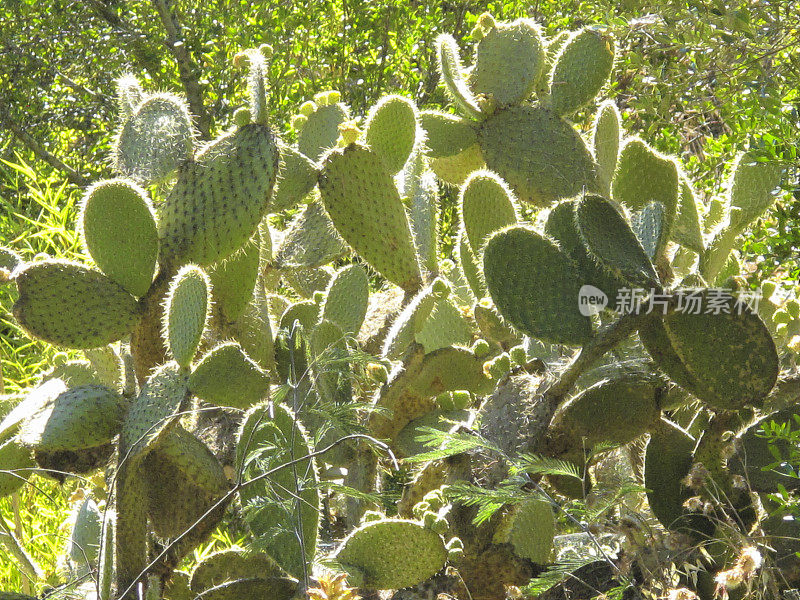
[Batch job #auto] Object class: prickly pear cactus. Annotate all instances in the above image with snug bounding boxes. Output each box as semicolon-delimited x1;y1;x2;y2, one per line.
0;21;794;600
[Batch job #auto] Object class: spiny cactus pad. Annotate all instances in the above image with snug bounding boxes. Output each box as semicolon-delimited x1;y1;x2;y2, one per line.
671;177;705;253
644;419;696;531
370;345;492;441
554;374;662;447
460;170;518;255
143;427;228;538
364;95;418;174
0;438;34;497
545;199;625;304
548;28;615;116
12;260;141;349
499;498;554;564
208;240;260;322
611;137;679;258
80;178;159;297
419;111;478;159
113;93;194;186
429;142;486;186
120;362;188;462
273;200;347;269
195;577;298;600
298;102;350;162
574;194;659;289
335;518;447;589
190;549;287;593
158;123;278;267
18;384;126;452
435;34;482;120
235;402;319;577
164;265;210;367
640;290;778;410
189;342;270;409
319;143;422;292
321;264;370;335
0;379;68;443
591;100;621;196
67;497;102;569
458;232;486;298
271;142;319;212
478;106;600;206
483;226;592;346
468;18;545;107
727;150;784;230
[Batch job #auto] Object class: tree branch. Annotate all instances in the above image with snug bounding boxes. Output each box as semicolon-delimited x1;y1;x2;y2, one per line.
85;0;162;82
151;0;212;139
0;110;90;187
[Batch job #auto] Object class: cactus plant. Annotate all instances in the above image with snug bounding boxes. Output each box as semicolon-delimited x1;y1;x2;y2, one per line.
0;19;795;600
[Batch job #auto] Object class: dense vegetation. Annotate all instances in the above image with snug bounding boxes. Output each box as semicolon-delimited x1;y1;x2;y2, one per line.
0;1;798;599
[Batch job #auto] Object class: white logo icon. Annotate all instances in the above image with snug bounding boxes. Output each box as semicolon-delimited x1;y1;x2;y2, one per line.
578;285;608;316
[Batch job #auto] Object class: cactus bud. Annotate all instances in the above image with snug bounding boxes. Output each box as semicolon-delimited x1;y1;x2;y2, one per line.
298;100;317;117
291;114;308;130
471;338;491;358
258;43;274;58
337;120;361;146
232;51;251;70
233;107;252;126
367;362;389;384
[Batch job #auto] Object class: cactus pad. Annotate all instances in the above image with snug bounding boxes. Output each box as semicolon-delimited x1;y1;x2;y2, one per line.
67;497;102;569
478;106;599;206
591;100;621;196
549;28;615;116
644;419;697;532
370;345;492;441
158;123;278;267
483;226;592;346
420;111;477;158
273;200;347;269
12;260;141;349
0;438;34;498
120;362;189;462
190;549;288;593
611;138;679;258
335;518;447;589
18;384;125;452
460;170;518;255
113;93;194;186
208;239;260;323
298;102;350;162
143;427;228;538
574;194;659;289
364;95;419;174
271;142;319;212
554;374;663;447
430;143;486;186
501;498;554;564
189;342;270;409
640;290;778;410
468;19;545;107
727;150;784;230
671;177;704;253
545;199;625;305
321;264;370;335
164;265;210;367
195;577;298;600
320;143;422;292
80;178;159;297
